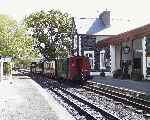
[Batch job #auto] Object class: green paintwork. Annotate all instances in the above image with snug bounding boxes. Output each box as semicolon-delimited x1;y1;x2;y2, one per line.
56;58;68;79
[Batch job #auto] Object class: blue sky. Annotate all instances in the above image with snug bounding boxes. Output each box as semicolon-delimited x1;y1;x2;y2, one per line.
0;0;150;23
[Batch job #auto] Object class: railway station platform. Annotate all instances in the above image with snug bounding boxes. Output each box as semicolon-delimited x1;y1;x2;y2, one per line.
0;72;75;120
92;76;150;94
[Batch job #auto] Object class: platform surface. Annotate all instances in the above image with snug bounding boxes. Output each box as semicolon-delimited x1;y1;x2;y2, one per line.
92;76;150;94
0;73;75;120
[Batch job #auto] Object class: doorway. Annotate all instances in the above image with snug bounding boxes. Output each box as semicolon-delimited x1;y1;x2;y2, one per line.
131;48;143;80
84;51;94;69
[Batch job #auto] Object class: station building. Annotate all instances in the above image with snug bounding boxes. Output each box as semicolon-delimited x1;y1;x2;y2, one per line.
97;23;150;80
71;10;147;77
71;11;112;74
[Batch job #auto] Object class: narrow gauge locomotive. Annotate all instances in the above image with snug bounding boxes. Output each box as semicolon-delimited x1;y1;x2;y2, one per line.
30;56;91;85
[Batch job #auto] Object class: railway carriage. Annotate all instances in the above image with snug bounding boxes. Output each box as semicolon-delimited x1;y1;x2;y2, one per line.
30;56;91;85
30;61;43;74
55;56;91;84
30;62;36;73
43;60;55;78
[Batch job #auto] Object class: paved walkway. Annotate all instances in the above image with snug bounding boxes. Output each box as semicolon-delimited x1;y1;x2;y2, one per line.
92;76;150;94
0;74;75;120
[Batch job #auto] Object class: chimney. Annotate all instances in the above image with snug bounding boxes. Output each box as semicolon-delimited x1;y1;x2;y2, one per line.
99;10;110;28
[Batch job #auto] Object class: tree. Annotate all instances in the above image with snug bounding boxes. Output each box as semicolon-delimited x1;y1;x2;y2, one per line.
0;15;16;56
25;9;72;60
0;15;38;68
12;23;40;68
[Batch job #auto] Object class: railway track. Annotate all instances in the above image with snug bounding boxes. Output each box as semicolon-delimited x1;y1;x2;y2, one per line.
39;80;120;120
24;72;116;120
21;71;148;119
52;87;120;120
36;79;146;119
50;88;99;120
85;81;150;113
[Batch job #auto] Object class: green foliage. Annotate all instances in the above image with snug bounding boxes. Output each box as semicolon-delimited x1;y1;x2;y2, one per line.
0;14;39;67
14;58;32;69
25;9;72;60
3;62;11;75
0;15;17;56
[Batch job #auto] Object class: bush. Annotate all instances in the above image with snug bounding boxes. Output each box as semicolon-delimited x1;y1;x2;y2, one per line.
3;62;11;75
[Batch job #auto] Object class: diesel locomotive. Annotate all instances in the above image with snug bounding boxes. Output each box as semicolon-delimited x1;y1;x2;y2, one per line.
30;56;91;85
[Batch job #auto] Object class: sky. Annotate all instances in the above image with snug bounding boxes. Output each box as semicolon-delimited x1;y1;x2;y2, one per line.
0;0;150;24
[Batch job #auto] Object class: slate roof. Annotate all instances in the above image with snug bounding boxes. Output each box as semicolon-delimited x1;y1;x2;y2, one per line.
95;18;148;35
74;17;149;36
74;17;105;35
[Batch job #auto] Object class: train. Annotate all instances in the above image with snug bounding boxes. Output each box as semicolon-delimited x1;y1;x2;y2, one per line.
30;56;91;85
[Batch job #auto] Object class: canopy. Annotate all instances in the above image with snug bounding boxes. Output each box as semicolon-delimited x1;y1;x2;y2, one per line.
97;24;150;48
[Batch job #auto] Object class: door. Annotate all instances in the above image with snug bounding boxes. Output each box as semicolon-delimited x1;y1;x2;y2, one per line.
84;51;94;69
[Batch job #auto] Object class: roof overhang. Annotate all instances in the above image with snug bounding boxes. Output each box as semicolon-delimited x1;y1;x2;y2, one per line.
97;23;150;48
